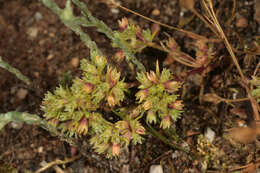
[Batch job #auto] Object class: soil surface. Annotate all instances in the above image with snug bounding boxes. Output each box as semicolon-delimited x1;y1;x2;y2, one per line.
0;0;260;172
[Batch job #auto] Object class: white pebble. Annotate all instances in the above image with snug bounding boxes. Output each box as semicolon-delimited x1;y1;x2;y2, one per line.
34;12;43;21
205;127;215;143
111;8;119;14
149;165;163;173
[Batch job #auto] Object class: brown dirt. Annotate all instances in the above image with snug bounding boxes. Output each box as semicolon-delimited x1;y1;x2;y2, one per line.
0;0;259;172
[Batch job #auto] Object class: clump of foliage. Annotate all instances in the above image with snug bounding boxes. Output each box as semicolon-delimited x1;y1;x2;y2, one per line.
196;135;226;172
136;61;183;129
39;0;183;158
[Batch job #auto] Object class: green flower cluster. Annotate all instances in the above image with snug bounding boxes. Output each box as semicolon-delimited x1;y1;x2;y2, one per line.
90;114;145;158
136;62;183;129
41;51;127;137
41;52;147;157
114;17;154;54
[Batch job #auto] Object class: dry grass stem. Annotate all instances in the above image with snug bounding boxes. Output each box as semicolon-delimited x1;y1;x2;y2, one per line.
35;155;81;173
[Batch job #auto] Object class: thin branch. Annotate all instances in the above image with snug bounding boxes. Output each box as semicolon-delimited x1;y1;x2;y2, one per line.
35;155;81;173
0;56;31;85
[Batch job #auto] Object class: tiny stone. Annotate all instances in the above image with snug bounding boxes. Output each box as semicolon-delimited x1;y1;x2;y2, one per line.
16;88;28;100
34;12;43;21
70;57;79;68
10;122;23;130
171;151;179;159
205;127;215;143
47;54;54;60
149;165;163;173
27;27;38;39
38;146;43;153
152;9;160;16
111;8;119;14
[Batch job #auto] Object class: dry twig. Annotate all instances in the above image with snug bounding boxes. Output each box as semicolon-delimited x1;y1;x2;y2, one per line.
35;154;81;173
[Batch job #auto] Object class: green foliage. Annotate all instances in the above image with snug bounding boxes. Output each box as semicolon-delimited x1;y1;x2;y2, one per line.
38;0;183;158
136;62;183;129
41;52;127;135
114;17;154;54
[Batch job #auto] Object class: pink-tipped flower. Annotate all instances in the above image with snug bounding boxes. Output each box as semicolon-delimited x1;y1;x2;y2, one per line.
163;80;180;92
112;143;121;156
77;117;89;135
82;82;94;94
136;89;148;102
107;66;120;87
167;37;179;51
135;125;146;135
146;71;158;84
169;100;184;110
160;115;171;129
118;17;128;31
114;50;125;63
136;26;145;42
143;100;152;110
107;93;117;107
94;55;107;68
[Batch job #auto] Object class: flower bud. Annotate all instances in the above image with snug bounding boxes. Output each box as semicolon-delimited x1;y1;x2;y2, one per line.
160;115;171;129
82;82;94;94
135;126;146;135
94;55;107;68
107;93;117;107
136;89;148;103
146;110;157;124
112;143;121;156
169;100;184;110
107;67;120;87
118;17;128;31
77;117;89;135
136;26;145;42
114;50;125;63
167;37;179;51
164;80;180;92
143;100;152;110
147;71;158;84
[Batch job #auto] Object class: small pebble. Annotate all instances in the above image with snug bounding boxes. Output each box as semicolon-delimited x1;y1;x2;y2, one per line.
38;146;43;153
70;57;79;68
111;8;119;14
47;53;54;60
10;122;23;130
26;27;38;39
205;127;215;143
149;165;163;173
16;88;28;100
152;9;160;16
34;12;43;21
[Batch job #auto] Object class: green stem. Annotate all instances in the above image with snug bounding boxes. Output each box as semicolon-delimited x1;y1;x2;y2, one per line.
0;56;31;85
71;0;146;72
145;122;189;153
